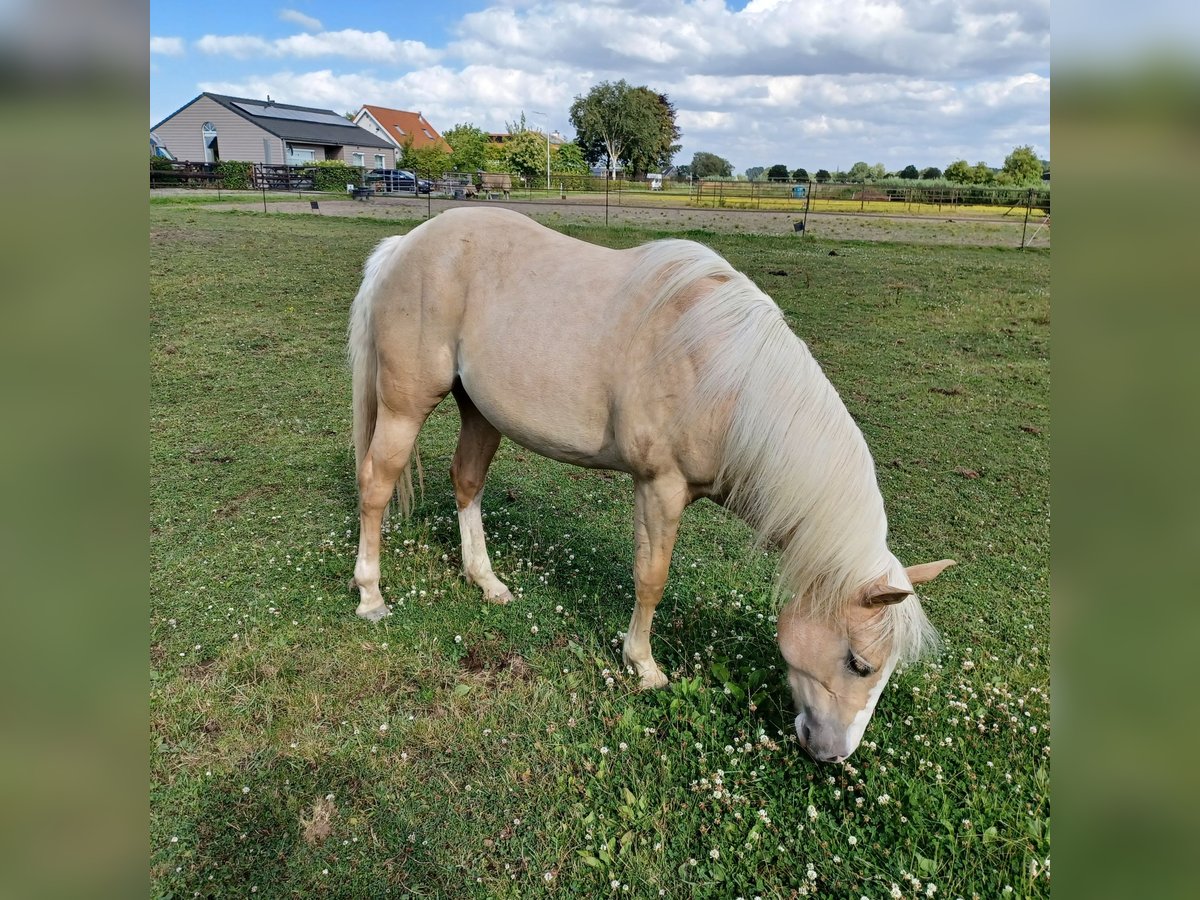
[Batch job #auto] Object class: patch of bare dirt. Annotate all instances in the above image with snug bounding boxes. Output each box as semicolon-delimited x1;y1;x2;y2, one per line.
300;796;336;845
460;644;533;682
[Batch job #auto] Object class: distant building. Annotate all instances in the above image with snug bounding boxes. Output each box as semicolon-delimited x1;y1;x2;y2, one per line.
354;106;450;154
488;129;566;146
152;93;396;167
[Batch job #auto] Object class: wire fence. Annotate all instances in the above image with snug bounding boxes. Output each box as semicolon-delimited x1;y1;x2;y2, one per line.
150;162;1050;247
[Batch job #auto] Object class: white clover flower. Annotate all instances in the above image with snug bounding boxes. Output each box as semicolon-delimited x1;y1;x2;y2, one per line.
891;885;903;899
848;835;858;846
710;847;720;860
807;805;818;820
600;746;609;755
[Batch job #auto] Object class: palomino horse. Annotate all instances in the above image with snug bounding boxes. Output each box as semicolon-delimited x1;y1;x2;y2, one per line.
348;208;953;762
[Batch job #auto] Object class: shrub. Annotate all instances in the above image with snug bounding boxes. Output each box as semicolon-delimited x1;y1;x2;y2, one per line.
312;161;364;193
215;160;254;190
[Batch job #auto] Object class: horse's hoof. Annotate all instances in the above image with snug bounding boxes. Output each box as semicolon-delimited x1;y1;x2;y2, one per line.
356;602;391;622
625;660;668;690
638;668;669;690
486;589;514;605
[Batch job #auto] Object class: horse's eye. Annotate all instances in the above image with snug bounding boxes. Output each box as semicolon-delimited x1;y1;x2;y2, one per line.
846;650;873;677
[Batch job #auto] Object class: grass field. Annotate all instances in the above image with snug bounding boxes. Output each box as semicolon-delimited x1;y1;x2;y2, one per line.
151;204;1049;898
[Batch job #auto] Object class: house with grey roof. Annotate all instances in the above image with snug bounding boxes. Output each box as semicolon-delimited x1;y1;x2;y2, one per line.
151;93;397;168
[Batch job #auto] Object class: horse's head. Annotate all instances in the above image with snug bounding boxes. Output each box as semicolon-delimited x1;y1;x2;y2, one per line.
777;558;955;762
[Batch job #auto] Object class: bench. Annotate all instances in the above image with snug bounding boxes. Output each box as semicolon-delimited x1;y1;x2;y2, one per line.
349;186;373;201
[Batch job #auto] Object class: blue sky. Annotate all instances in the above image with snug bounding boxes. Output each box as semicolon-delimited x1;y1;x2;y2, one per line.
150;1;1050;174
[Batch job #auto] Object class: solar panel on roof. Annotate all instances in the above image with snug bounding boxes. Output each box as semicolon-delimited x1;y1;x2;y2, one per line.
233;102;352;128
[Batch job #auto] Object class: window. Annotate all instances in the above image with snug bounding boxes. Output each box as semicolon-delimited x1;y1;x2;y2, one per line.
394;126;406;136
423;128;433;139
286;144;316;165
374;154;385;167
352;152;365;166
202;121;219;163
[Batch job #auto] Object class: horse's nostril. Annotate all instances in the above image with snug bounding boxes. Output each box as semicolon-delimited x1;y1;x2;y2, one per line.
801;723;812;745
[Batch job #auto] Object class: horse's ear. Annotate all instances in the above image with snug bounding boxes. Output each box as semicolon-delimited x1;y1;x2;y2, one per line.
905;559;956;585
861;579;911;607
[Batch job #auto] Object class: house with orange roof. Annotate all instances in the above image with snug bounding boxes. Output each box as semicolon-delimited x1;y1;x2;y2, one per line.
353;105;450;156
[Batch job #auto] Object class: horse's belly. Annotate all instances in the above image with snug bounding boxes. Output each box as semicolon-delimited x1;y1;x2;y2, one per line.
457;364;622;471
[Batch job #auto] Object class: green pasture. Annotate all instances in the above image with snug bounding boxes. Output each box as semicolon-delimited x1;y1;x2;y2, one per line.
151;204;1049;898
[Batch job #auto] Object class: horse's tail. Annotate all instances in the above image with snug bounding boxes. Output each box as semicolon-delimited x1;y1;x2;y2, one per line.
348;234;420;517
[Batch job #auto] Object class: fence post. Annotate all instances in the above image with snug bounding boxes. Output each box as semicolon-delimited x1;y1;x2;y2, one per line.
802;181;812;234
1021;188;1033;250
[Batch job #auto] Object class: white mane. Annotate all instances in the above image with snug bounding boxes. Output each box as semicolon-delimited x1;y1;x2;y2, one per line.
625;240;935;661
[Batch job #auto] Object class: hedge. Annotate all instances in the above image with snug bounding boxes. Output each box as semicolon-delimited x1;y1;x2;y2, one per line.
215;160;254;190
312;161;365;193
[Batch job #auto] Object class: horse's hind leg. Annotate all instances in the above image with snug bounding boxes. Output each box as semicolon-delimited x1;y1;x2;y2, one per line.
354;405;431;621
450;386;512;604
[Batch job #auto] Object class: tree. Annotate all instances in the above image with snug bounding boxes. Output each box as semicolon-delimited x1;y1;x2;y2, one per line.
442;123;488;173
691;151;733;178
792;167;809;182
900;164;920;179
869;163;887;181
944;159;971;183
970;161;993;185
673;164;691;181
920;166;942;179
399;139;451;177
745;166;765;181
847;161;872;182
569;80;678;176
814;168;831;183
553;141;590;174
1002;144;1043;185
503;129;548;182
767;164;791;181
623;87;681;175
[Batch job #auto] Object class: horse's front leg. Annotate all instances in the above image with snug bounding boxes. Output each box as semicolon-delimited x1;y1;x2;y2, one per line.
623;476;689;689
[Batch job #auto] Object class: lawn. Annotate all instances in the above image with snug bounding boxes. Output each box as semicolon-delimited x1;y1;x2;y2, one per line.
151;205;1049;898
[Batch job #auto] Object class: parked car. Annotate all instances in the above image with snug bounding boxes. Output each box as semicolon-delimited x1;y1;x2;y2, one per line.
367;168;432;193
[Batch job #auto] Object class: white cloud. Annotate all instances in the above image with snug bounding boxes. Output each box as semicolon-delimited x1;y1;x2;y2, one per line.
279;9;322;32
167;1;1050;173
200;64;589;134
449;0;1049;79
150;36;184;56
195;29;440;66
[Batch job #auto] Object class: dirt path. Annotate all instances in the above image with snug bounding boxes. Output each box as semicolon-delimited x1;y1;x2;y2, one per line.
197;194;1049;248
